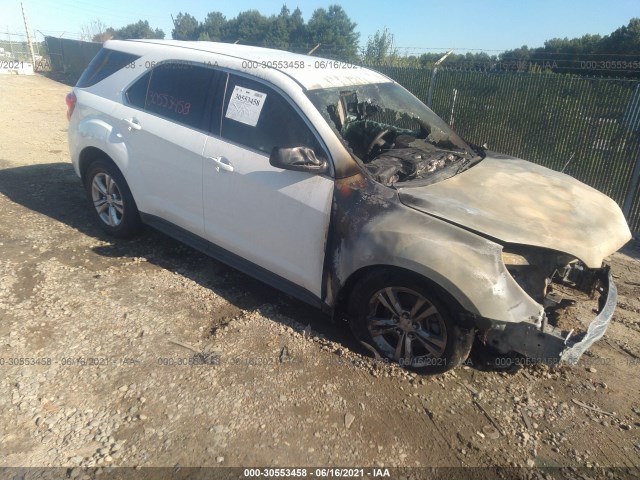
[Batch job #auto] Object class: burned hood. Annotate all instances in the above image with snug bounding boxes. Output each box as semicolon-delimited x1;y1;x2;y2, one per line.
398;153;632;267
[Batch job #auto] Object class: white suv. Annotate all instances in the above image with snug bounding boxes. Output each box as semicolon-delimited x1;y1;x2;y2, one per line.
67;40;631;373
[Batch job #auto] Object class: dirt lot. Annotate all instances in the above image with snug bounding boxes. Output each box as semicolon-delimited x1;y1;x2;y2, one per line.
1;74;640;476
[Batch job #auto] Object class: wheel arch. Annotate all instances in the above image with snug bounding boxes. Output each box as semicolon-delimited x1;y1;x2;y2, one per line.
333;264;477;329
79;146;113;182
73;113;133;183
79;147;143;216
82;153;143;238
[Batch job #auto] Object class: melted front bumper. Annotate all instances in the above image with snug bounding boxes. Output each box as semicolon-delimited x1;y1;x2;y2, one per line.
484;273;616;365
560;273;616;364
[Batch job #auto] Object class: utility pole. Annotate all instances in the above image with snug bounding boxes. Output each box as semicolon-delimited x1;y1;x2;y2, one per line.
7;26;15;57
21;2;37;68
33;29;39;56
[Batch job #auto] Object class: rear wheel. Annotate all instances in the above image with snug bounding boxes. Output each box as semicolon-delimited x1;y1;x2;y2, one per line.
84;159;141;238
348;270;474;374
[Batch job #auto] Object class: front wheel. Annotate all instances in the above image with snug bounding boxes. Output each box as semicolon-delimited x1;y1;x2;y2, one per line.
348;270;474;374
84;159;141;238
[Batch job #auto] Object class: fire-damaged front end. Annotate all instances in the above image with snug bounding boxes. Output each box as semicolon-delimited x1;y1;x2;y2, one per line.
306;80;631;367
483;247;617;365
395;152;632;365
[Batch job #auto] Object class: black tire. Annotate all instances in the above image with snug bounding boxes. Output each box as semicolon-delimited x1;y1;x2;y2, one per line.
84;158;141;238
348;270;474;374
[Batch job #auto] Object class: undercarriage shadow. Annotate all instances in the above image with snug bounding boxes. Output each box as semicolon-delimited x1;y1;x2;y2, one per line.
0;161;359;355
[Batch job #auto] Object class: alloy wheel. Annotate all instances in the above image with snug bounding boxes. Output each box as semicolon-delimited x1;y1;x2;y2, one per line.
367;286;448;366
91;172;124;227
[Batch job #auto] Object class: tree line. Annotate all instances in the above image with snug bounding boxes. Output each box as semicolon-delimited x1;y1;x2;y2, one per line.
85;8;640;77
365;19;640;78
86;5;359;62
499;18;640;77
171;5;358;61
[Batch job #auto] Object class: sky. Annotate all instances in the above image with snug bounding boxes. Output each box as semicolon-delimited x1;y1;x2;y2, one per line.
2;0;638;54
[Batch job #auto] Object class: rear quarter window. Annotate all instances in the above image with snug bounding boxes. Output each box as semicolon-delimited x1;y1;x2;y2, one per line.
77;48;139;88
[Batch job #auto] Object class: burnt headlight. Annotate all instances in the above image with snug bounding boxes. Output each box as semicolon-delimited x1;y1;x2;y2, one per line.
502;252;547;303
501;248;574;304
501;251;530;266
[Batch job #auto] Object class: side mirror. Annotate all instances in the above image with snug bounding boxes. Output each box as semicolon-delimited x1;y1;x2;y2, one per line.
269;146;328;174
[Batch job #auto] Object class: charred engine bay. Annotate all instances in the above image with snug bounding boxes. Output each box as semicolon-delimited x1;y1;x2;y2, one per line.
363;134;467;187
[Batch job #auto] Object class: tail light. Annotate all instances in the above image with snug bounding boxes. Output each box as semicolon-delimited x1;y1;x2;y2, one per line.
66;92;77;121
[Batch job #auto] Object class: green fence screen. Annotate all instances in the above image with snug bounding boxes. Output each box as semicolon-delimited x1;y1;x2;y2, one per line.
374;66;640;234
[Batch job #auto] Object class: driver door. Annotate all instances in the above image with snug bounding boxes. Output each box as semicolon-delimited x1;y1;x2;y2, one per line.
202;73;334;298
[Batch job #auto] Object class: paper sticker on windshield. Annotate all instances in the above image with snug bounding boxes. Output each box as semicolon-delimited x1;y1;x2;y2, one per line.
225;86;267;127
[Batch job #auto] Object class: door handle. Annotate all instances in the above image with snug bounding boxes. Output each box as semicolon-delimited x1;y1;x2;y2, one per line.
123;118;142;131
208;156;234;173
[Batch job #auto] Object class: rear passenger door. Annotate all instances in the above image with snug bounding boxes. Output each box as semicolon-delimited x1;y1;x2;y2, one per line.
202;73;334;299
119;62;223;236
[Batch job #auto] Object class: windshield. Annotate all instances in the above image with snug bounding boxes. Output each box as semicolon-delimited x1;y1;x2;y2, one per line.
306;82;481;187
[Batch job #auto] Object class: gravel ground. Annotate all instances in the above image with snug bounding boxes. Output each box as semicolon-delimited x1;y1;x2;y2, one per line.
1;74;639;477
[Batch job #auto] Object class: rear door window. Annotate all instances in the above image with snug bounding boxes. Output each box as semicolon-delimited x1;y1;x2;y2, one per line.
125;71;150;108
125;62;223;130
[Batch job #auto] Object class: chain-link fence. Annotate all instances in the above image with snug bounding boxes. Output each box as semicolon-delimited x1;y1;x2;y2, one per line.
0;30;48;69
373;66;640;234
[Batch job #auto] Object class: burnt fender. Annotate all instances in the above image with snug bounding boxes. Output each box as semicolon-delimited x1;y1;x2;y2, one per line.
324;173;544;325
